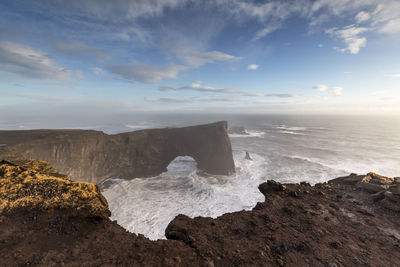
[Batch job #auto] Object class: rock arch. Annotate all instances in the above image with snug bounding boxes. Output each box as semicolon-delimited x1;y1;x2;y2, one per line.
0;121;235;183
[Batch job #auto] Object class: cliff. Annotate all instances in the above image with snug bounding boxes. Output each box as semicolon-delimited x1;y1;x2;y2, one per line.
1;160;399;266
0;121;235;184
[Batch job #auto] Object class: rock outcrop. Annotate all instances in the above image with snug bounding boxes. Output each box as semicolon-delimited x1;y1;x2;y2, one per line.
0;121;235;183
330;172;400;212
0;160;110;218
1;161;399;266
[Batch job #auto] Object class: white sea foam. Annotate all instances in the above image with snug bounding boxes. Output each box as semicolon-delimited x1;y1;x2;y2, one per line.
276;125;307;131
278;130;305;135
229;130;265;138
125;123;155;130
101;152;266;240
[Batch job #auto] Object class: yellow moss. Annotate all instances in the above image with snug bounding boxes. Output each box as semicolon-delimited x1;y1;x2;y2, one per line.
0;160;110;218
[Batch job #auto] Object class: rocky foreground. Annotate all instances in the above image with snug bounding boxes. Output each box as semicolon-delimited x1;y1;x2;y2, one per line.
1;160;399;266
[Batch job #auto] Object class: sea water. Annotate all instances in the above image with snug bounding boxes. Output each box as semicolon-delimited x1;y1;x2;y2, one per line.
2;114;400;240
99;114;400;240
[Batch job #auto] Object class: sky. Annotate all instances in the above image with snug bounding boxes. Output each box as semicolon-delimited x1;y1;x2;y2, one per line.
0;0;400;117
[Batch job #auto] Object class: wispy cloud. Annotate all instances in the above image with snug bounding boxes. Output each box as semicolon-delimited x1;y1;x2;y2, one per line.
326;25;368;54
313;84;343;96
178;83;243;94
313;84;328;91
54;41;112;61
252;23;281;41
159;82;297;98
355;11;371;23
106;62;186;83
384;73;400;78
0;41;79;80
91;67;106;75
247;64;259;70
330;87;343;96
168;46;241;67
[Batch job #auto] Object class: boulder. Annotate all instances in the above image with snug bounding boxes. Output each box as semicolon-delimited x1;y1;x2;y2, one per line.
0;121;235;183
259;180;286;196
329;174;364;185
367;172;394;185
356;181;389;193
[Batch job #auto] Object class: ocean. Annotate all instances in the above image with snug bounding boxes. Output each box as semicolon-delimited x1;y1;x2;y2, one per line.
2;114;400;240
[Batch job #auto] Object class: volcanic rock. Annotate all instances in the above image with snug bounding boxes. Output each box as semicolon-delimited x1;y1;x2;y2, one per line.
0;160;109;218
330;172;400;212
1;161;399;266
0;121;235;183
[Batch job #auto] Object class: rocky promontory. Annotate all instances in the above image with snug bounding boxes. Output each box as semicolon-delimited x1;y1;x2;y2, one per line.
1;160;399;266
0;121;235;184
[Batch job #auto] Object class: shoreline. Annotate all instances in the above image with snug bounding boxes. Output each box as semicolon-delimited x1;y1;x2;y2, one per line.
1;160;399;266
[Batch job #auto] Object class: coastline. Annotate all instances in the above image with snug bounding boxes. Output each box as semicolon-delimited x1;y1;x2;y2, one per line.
1;160;399;266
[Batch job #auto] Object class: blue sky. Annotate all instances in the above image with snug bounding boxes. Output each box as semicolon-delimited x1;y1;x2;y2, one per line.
0;0;400;116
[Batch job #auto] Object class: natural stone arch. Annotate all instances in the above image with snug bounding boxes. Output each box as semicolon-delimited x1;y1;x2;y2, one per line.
0;121;235;183
166;156;197;174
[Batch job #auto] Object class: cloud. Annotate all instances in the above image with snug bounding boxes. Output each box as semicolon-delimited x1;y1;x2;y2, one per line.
225;1;309;41
158;85;175;91
379;18;400;34
326;25;368;54
264;94;297;98
247;64;259;70
179;83;242;94
171;48;241;68
106;62;185;83
330;87;343;96
107;47;240;83
384;73;400;78
159;82;297;98
38;0;188;21
318;43;324;47
313;84;343;96
252;23;282;40
355;11;371;23
313;84;328;91
91;67;106;75
159;97;192;103
54;41;111;61
0;41;77;80
344;71;352;74
3;91;74;102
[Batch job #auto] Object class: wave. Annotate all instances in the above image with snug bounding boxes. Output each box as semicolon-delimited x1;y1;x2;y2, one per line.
278;130;305;135
275;125;307;131
229;130;265;138
274;125;331;133
125;123;155;130
101;151;266;240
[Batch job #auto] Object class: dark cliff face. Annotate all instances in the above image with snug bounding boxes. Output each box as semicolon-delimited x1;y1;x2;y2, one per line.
0;121;235;183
